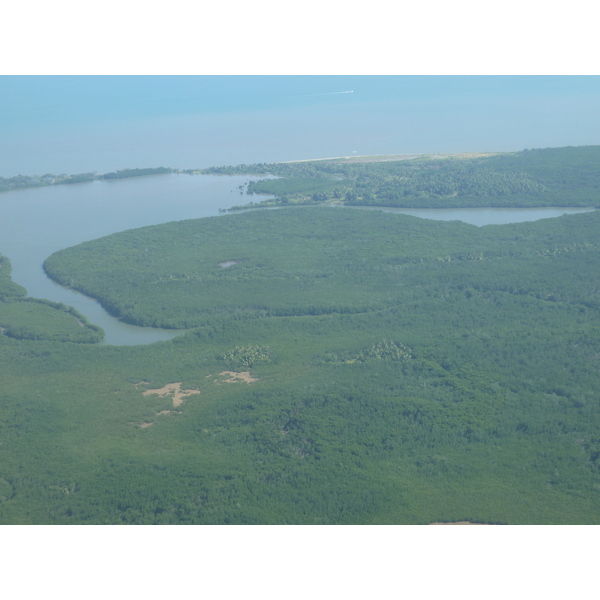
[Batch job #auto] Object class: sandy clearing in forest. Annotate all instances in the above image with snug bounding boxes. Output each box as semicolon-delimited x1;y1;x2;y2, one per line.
140;422;155;429
143;382;200;407
216;371;258;384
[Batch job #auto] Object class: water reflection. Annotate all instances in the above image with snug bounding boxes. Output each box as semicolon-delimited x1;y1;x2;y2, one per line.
0;174;257;345
334;204;595;227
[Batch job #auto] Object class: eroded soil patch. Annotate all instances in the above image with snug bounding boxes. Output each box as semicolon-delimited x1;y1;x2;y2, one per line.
213;371;259;384
142;382;201;407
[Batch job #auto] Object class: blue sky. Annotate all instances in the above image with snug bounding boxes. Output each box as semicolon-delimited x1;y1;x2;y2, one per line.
3;75;600;127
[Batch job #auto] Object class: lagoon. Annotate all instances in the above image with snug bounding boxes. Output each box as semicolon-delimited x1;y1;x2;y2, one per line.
0;174;255;345
0;174;594;345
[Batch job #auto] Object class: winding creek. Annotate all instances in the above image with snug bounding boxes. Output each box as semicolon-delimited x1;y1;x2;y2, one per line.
0;173;595;345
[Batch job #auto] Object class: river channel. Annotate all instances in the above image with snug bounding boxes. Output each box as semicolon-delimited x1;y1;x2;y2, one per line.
0;173;594;345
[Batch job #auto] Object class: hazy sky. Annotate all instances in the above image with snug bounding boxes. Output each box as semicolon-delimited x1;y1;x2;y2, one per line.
1;76;599;176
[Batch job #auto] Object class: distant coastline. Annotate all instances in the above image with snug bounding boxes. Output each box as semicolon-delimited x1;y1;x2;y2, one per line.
4;147;600;215
0;151;507;195
281;151;504;164
0;167;177;194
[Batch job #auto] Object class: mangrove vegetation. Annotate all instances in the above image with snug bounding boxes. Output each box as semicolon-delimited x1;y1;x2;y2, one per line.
1;146;600;524
210;146;600;210
0;206;592;524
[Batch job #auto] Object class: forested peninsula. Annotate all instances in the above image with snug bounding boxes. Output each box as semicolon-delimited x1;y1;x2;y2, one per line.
204;146;600;210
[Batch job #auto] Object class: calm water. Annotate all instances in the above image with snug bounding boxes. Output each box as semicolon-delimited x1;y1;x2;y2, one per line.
0;174;594;344
335;205;595;226
0;174;259;344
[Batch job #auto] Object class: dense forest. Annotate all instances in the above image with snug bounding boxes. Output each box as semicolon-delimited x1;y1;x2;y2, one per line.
202;146;600;210
1;146;599;524
0;206;595;524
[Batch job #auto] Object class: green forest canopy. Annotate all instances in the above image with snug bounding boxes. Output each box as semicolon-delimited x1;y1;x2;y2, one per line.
205;146;600;210
1;182;600;523
44;207;600;328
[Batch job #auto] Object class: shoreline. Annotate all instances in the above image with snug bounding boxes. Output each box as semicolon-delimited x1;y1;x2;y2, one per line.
280;151;504;164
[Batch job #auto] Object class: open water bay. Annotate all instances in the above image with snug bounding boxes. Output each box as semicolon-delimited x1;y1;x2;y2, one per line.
0;174;594;344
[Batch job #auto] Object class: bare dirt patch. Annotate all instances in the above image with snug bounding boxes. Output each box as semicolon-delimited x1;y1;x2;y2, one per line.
140;422;155;429
214;371;259;384
143;382;200;407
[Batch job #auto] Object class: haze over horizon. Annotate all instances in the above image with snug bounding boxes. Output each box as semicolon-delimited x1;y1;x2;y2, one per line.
1;75;599;177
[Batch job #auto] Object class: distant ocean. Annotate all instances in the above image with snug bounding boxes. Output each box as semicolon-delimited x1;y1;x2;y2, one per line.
1;75;600;177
